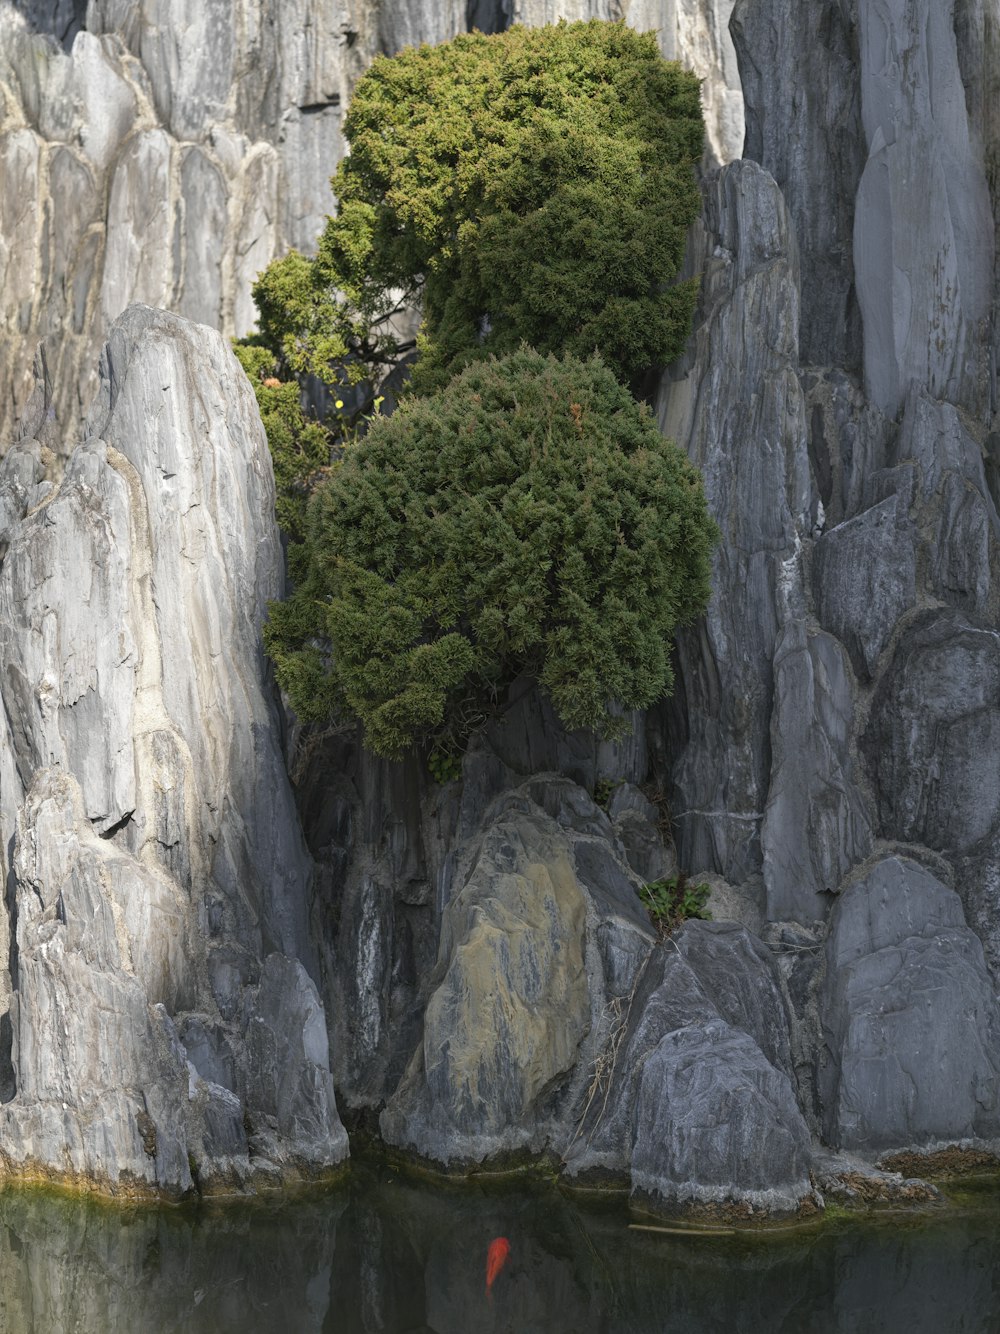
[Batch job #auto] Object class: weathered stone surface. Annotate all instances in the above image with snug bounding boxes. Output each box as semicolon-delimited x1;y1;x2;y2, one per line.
854;0;994;420
0;306;346;1191
378;0;465;53
631;1019;814;1218
658;159;811;887
675;921;795;1074
380;797;596;1163
565;919;807;1219
606;781;675;882
246;953;348;1166
819;855;1000;1150
732;0;865;370
0;771;194;1195
299;721;672;1125
864;611;1000;858
801;367;893;530
630;0;743;165
812;493;917;680
891;391;1000;615
366;768;671;1166
310;741;436;1110
734;0;994;416
700;871;764;936
486;678;648;793
762;627;873;919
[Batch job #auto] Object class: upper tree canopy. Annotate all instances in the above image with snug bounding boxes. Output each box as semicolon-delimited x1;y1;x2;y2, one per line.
253;20;704;397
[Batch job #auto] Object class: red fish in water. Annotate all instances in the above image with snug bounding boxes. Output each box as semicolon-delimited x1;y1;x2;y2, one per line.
485;1236;511;1294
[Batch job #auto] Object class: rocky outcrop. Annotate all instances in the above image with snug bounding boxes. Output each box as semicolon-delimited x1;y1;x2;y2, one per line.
2;0;1000;1227
0;0;744;450
644;0;1000;1196
0;305;346;1194
656;157;870;908
630;1018;813;1218
0;0;363;447
293;0;1000;1216
819;855;1000;1150
371;765;819;1217
731;0;865;372
380;792;597;1165
853;0;994;421
561;919;814;1218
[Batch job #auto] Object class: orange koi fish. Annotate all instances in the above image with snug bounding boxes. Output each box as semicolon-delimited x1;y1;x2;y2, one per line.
485;1236;511;1294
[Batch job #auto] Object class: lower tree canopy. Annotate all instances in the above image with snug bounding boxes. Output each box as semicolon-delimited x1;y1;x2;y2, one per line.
264;350;718;758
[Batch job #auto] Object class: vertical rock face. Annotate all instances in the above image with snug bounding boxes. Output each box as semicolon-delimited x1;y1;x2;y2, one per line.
672;0;999;918
731;0;865;371
853;0;994;420
1;0;1000;1221
0;0;365;446
0;0;744;449
0;305;347;1193
658;159;815;890
648;0;1000;1191
380;796;595;1164
819;856;1000;1149
733;0;996;418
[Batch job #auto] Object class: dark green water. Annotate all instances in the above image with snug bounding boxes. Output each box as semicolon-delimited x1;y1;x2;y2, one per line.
1;1167;999;1333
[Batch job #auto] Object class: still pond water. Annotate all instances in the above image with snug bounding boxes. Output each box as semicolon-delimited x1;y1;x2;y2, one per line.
1;1165;998;1332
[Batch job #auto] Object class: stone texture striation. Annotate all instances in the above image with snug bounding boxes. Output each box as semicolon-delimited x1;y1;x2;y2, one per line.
648;0;1000;1189
0;305;347;1195
819;856;1000;1150
1;0;1000;1223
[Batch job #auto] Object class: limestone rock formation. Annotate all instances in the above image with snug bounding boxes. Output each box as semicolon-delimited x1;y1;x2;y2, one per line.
563;919;814;1217
0;0;744;449
287;0;1000;1215
380;792;597;1165
819;856;1000;1150
0;0;363;446
2;0;1000;1225
0;305;347;1194
648;0;1000;1197
630;1018;813;1218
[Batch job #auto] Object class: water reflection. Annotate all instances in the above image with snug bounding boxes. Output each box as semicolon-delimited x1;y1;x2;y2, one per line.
0;1168;998;1332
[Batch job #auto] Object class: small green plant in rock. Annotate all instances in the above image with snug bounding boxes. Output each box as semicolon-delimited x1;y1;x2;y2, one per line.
593;778;628;811
427;745;463;786
641;871;712;936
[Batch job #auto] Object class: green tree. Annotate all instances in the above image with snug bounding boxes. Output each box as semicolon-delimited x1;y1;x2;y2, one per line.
252;20;703;398
264;349;717;758
232;342;331;541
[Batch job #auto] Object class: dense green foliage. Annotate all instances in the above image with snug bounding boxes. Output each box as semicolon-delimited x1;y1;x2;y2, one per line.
232;343;331;540
265;350;717;758
252;20;703;397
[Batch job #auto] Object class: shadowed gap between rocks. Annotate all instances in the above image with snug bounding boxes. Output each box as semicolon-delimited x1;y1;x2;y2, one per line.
8;0;88;49
467;0;513;34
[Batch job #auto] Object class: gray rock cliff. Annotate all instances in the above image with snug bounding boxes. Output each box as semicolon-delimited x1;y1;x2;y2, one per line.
340;0;1000;1210
0;304;347;1194
1;0;999;1222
